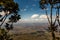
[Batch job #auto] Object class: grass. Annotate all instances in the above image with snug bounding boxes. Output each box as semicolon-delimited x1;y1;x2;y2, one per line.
13;31;51;40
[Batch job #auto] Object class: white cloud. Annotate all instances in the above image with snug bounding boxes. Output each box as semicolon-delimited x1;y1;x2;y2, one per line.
31;14;48;23
14;14;56;24
0;11;5;16
17;14;49;23
24;9;27;11
39;15;47;20
34;19;39;21
39;15;47;19
31;14;47;21
31;14;39;19
21;8;27;11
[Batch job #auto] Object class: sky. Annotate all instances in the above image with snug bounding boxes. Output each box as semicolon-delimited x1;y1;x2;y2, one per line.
0;0;59;24
0;0;60;28
15;0;41;19
14;0;49;23
9;0;60;23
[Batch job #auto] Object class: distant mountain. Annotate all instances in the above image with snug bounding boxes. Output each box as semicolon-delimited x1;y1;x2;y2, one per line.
13;23;49;34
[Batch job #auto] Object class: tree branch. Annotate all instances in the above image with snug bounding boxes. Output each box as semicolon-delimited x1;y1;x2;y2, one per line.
0;15;7;28
46;10;50;24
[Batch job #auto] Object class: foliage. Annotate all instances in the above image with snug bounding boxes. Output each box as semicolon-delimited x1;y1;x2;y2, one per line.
0;29;13;40
39;0;60;40
14;31;50;40
0;0;20;40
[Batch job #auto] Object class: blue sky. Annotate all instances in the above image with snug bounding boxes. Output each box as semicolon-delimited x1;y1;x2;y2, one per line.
14;0;60;23
14;0;45;19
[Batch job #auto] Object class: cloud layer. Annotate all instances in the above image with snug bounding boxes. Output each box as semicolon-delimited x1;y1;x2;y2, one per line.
31;14;39;19
0;11;5;16
19;14;48;23
31;14;47;21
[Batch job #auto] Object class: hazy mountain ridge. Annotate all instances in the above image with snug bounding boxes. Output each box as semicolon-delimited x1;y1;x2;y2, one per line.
13;23;49;34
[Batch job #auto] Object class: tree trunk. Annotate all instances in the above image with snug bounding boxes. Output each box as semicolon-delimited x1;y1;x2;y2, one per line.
57;8;59;25
0;15;7;27
46;10;50;24
50;6;56;40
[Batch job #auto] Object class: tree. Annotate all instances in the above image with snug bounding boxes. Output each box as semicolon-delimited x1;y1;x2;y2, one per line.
39;0;60;40
0;0;21;40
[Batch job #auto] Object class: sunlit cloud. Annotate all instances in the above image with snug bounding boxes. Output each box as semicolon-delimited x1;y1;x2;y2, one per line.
17;15;48;23
39;15;47;19
31;14;39;19
0;11;5;16
39;15;47;21
17;14;56;23
31;14;48;23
